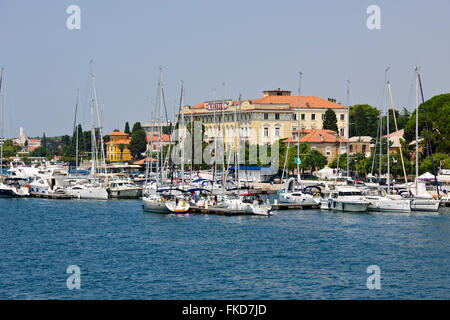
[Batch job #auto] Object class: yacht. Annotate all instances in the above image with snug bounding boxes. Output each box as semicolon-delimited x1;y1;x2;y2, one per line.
107;178;142;199
64;178;108;200
0;177;29;198
279;177;320;207
361;187;411;213
320;186;370;212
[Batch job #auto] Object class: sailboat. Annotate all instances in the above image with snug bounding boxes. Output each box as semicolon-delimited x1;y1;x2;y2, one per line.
64;61;108;200
278;72;320;207
402;67;440;211
0;68;30;198
142;71;189;213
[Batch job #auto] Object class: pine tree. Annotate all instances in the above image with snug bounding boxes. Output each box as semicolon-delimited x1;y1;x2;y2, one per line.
322;108;338;133
124;122;131;135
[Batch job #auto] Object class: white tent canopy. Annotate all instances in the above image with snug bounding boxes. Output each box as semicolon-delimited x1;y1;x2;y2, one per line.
418;172;436;180
317;167;335;179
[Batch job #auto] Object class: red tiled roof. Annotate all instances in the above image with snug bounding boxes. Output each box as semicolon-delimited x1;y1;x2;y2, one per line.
284;129;347;144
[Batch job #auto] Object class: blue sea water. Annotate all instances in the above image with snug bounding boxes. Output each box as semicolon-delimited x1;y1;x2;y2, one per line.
0;198;448;299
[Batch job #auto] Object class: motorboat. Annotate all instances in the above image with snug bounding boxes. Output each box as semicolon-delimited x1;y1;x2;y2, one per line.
361;187;411;213
64;178;108;200
320;186;370;212
29;175;70;198
278;177;320;207
0;177;29;198
107;178;142;199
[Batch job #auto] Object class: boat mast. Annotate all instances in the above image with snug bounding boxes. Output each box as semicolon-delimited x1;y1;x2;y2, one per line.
296;72;302;184
89;62;97;177
346;79;350;180
0;68;4;182
386;76;390;193
221;82;226;197
415;66;419;196
236;93;242;188
211;88;217;192
387;81;409;194
417;70;439;197
180;81;185;188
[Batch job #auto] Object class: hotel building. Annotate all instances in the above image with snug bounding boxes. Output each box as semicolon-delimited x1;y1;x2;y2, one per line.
181;89;349;146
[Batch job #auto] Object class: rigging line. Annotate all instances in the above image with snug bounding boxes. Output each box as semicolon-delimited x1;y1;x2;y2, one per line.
418;72;439;197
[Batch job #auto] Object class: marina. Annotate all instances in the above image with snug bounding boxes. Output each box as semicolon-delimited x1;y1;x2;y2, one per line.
1;1;449;303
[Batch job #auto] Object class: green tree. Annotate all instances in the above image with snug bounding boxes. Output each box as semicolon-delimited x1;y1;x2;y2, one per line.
124;122;131;135
1;139;20;158
349;104;380;138
404;93;450;154
129;122;147;159
322;108;338;133
303;149;328;173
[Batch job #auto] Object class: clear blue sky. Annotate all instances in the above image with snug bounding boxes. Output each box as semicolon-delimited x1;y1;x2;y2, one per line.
1;0;449;138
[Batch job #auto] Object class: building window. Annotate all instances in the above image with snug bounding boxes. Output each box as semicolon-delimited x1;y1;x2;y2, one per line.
326;147;331;156
321;114;325;120
293;114;297;120
340;128;344;136
311;146;316;150
275;113;280;120
275;127;280;137
264;127;269;137
362;145;366;153
350;145;353;153
264;113;268;120
341;147;346;154
340;114;345;121
311;114;316;120
301;114;305;120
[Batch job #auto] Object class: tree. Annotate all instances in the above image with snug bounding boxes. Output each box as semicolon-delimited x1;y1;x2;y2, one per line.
124;122;131;135
404;93;450;154
303;150;328;173
1;139;20;158
349;104;380;138
129;122;147;159
322;108;338;133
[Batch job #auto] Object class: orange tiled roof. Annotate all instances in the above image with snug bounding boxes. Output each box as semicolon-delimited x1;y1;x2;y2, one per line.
147;134;171;142
284;129;347;143
133;157;157;165
107;131;129;136
106;138;131;145
250;95;345;109
191;96;345;110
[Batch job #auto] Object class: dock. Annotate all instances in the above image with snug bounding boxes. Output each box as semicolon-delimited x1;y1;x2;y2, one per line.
30;192;73;200
189;206;251;216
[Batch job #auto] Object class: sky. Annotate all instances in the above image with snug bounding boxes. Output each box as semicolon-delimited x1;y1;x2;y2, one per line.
0;0;449;138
